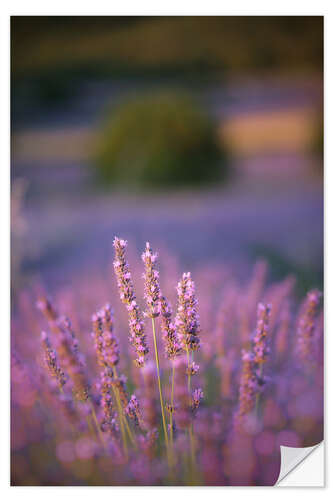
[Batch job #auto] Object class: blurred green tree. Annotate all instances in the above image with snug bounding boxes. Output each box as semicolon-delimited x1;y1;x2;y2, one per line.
94;90;228;188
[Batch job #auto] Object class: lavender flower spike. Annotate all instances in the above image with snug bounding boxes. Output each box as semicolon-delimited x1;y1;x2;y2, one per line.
125;395;142;427
176;272;201;353
296;289;322;369
192;388;204;411
113;237;148;367
142;242;161;318
236;350;257;420
159;295;181;360
41;331;67;389
100;368;119;438
253;303;271;366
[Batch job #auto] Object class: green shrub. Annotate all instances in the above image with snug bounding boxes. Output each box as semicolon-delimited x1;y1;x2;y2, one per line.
94;90;228;188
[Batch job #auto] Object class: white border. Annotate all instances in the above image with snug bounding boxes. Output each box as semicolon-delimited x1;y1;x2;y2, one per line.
1;1;331;497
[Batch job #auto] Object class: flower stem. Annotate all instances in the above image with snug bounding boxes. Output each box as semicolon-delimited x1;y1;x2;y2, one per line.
170;361;175;444
185;348;196;479
169;360;176;471
111;385;128;458
88;398;106;450
113;366;137;449
123;414;138;449
255;364;263;419
151;317;169;452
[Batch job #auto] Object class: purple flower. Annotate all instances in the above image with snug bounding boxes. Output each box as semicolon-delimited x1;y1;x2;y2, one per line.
41;331;67;389
252;303;271;365
235;350;258;421
56;316;90;401
159;295;181;360
175;272;201;353
142;242;161;318
125;394;142;427
92;304;120;369
296;289;322;370
186;361;199;376
192;388;204;411
37;297;90;401
113;237;148;367
100;368;119;438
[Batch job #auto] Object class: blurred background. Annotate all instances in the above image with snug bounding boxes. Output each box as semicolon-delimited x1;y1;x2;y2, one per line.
11;16;323;296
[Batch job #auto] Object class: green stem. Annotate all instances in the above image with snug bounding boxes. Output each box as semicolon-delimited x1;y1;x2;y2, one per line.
113;366;136;449
88;398;106;450
169;360;176;473
123;414;138;449
111;385;128;458
170;361;175;445
185;348;196;481
151;317;169;451
255;364;263;419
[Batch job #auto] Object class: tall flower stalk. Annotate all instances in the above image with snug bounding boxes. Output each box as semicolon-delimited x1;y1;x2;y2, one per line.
92;304;135;456
253;303;271;416
141;242;170;456
234;350;257;427
234;302;271;426
296;289;321;373
41;331;67;391
175;272;201;476
159;295;181;453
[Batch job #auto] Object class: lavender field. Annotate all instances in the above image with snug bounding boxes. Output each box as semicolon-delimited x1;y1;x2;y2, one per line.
11;235;323;485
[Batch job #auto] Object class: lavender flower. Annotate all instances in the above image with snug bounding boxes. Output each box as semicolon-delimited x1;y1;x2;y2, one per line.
37;298;90;401
176;272;201;353
236;350;257;420
92;312;106;369
41;331;67;389
296;289;322;370
56;316;90;401
125;395;142;427
192;388;204;411
100;368;118;438
186;361;199;376
92;304;120;369
142;242;161;318
113;237;148;367
159;295;181;360
252;303;271;366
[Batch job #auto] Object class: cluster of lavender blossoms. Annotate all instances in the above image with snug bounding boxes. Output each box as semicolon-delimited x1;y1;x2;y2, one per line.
296;289;322;370
100;368;118;437
253;303;271;366
236;350;257;420
159;295;181;360
113;237;148;367
175;272;201;353
37;297;90;401
41;331;67;389
141;242;161;318
92;304;120;369
125;395;142;427
235;302;272;425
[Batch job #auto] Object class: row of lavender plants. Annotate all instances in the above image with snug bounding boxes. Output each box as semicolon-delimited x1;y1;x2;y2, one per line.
11;238;323;485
